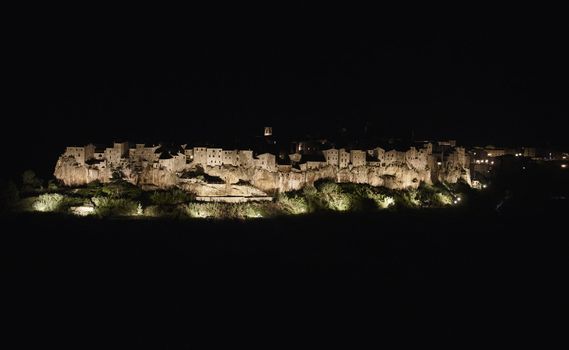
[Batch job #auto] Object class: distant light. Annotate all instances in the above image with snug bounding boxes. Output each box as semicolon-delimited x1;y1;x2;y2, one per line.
491;161;494;164
523;166;526;170
483;184;487;188
485;159;488;163
457;197;461;201
488;153;493;156
437;161;442;165
453;200;458;204
563;156;567;160
562;164;567;169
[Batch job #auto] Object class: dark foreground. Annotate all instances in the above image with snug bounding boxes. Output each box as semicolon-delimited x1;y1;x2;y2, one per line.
2;199;568;347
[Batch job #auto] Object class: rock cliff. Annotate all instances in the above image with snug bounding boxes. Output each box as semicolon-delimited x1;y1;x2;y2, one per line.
55;157;466;196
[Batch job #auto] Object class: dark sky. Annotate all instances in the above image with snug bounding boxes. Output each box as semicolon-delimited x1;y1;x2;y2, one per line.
5;6;568;176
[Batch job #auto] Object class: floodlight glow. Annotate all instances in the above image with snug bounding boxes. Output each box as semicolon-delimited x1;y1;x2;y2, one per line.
72;206;95;216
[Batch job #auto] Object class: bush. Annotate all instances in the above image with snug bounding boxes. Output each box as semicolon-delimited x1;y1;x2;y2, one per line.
184;202;273;219
317;182;351;211
32;193;64;212
144;204;187;218
31;194;87;213
396;189;421;208
238;202;277;218
91;196;140;217
277;192;309;215
415;183;454;207
101;180;142;199
348;185;394;209
185;202;226;218
149;188;194;206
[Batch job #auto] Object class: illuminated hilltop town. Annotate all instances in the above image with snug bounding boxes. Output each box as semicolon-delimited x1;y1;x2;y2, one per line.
54;127;566;200
54;128;474;200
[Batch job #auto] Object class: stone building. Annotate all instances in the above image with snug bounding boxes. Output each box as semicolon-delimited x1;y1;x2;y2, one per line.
405;147;428;170
484;146;506;157
193;147;208;166
238;150;254;168
93;148;105;161
322;148;339;167
222;150;239;166
130;144;160;163
368;147;386;163
350;150;367;167
184;148;194;162
288;153;302;164
64;144;95;165
206;148;223;166
255;153;276;172
105;142;129;166
158;152;186;172
276;155;292;172
384;150;405;165
339;149;350;169
299;154;327;171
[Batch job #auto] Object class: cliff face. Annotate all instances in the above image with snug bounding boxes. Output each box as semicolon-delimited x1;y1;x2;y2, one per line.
54;156;113;186
54;154;470;193
438;166;472;187
200;162;433;192
336;163;431;190
53;157;177;188
435;153;472;186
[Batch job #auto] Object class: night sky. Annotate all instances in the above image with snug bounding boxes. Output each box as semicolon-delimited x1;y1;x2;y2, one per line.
5;7;568;177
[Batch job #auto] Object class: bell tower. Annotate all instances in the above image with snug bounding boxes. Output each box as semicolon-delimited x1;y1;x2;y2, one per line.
264;126;272;137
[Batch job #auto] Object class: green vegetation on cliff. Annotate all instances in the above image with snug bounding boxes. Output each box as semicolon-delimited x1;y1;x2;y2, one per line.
4;177;465;219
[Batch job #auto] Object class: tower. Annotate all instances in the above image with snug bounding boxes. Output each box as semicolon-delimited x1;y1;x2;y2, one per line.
264;126;273;137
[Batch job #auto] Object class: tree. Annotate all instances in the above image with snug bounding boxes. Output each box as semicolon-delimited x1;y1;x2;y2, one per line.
22;170;43;192
47;179;59;191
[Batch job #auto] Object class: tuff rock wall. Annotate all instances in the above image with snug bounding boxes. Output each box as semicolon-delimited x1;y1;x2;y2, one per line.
54;155;469;193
